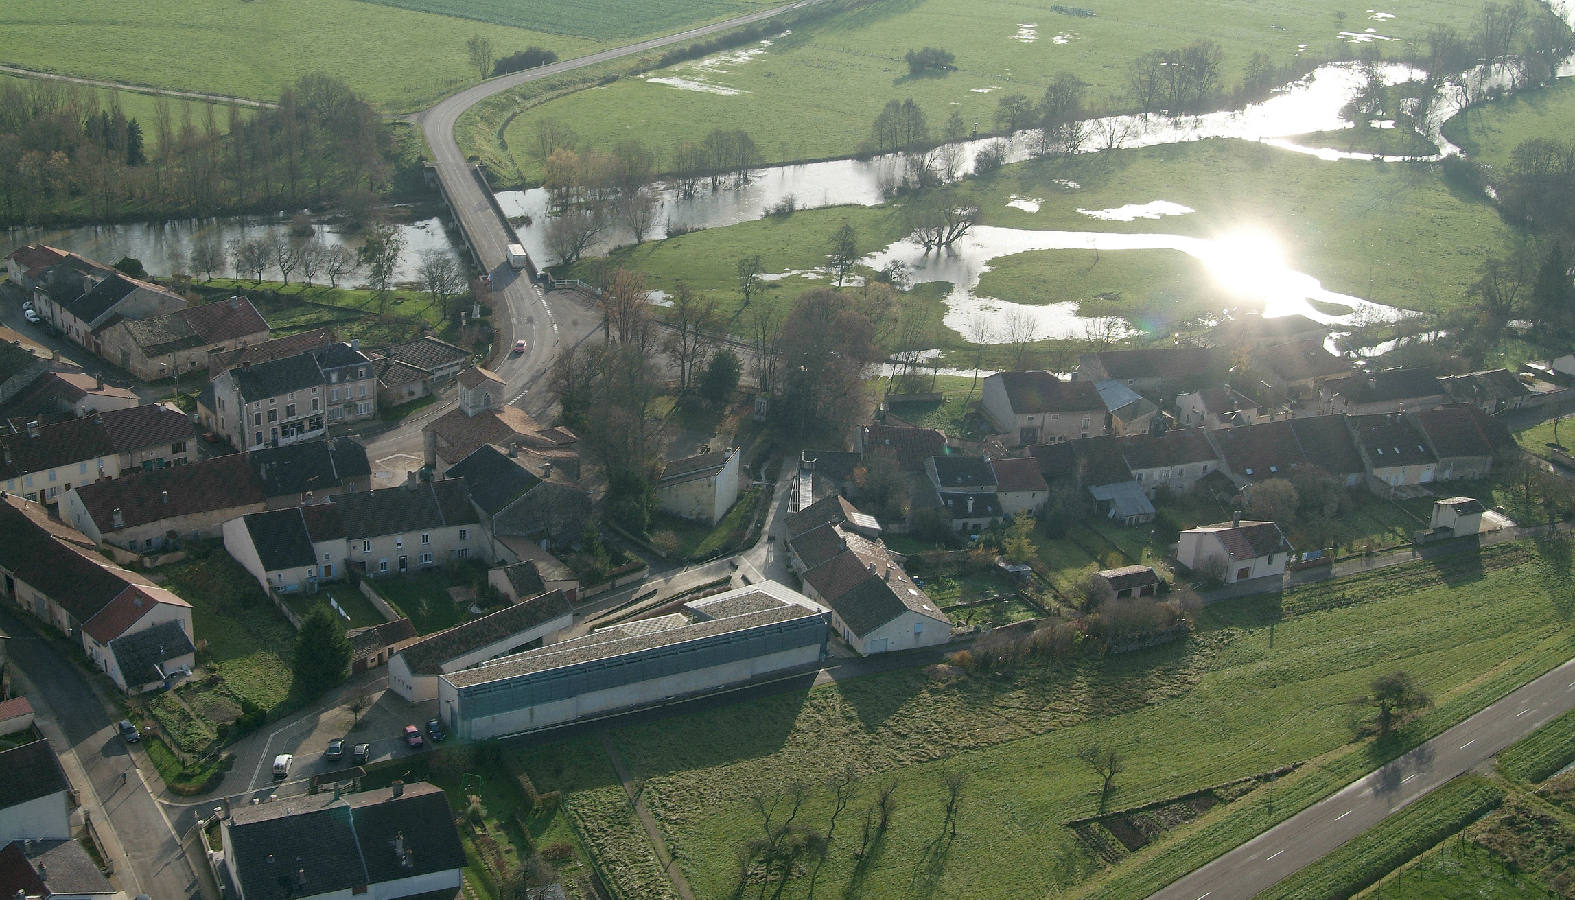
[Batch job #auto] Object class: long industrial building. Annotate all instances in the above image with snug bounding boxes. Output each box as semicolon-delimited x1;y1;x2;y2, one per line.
438;581;828;739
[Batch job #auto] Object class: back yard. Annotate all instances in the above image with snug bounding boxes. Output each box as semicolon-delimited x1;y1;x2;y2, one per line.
505;539;1575;899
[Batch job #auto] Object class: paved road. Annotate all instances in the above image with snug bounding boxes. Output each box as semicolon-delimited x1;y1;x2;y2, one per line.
0;606;202;900
1149;654;1575;900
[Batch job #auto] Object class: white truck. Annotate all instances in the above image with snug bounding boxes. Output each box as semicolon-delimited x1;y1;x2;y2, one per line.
506;243;529;271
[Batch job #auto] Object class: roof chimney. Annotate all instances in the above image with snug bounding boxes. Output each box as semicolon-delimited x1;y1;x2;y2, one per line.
392;779;404;797
95;372;104;391
1232;509;1241;528
112;507;125;529
25;421;39;438
161;490;169;504
351;338;359;351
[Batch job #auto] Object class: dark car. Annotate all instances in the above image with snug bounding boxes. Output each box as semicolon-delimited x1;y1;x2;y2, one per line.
325;738;345;761
403;724;424;749
352;743;371;766
426;718;447;742
117;720;140;743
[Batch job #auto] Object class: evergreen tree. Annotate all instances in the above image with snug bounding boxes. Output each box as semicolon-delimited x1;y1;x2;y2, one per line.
292;606;351;699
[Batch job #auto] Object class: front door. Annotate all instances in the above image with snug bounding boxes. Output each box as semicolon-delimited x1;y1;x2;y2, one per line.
398;555;408;573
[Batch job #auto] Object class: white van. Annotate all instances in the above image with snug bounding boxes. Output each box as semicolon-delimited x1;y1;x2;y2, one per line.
272;754;293;779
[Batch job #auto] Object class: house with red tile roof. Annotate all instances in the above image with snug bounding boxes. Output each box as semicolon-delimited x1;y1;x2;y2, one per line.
98;295;270;381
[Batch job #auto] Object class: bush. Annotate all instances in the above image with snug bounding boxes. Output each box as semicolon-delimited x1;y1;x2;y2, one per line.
905;47;956;75
541;842;575;864
973;140;1007;174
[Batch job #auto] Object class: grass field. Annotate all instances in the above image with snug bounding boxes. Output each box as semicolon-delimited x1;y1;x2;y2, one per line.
359;0;767;40
201;278;463;349
486;0;1496;180
0;0;599;111
1498;706;1575;784
1374;839;1557;899
1442;77;1575;173
503;540;1575;899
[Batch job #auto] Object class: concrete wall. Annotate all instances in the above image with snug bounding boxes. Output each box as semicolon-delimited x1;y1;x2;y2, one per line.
0;789;72;843
386;654;436;704
370;868;463;900
656;452;740;525
84;601;193;691
996;489;1045;518
446;641;825;740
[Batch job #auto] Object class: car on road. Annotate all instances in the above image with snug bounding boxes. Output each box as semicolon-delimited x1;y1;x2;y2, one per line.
403;724;424;749
272;754;293;779
513;339;527;354
325;738;345;761
23;308;41;324
118;720;140;743
352;743;371;766
426;718;447;742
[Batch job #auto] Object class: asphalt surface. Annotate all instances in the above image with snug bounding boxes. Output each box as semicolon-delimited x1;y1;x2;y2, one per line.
0;606;202;900
1150;654;1575;900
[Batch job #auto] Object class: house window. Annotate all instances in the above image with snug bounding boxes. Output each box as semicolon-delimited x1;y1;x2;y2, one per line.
362;540;371;552
395;537;404;549
357;384;368;399
421;533;430;545
172;441;186;454
79;461;87;474
358;402;371;415
420;552;433;565
331;387;340;402
311;398;319;411
255;431;263;446
1236;567;1251;580
267;409;277;423
254;412;262;426
358;367;367;378
379;560;388;573
48;470;56;482
324;553;331;562
456;548;468;559
914;621;923;635
459;529;468;541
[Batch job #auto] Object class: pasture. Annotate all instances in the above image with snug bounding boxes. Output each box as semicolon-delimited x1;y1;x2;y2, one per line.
486;0;1498;180
356;0;769;41
1443;76;1575;172
510;541;1575;899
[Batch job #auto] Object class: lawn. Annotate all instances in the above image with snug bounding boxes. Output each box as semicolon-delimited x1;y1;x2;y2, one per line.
156;546;298;713
198;279;462;349
485;0;1497;180
1498;706;1575;784
500;539;1575;899
0;0;601;112
648;486;765;561
1442;77;1575;173
372;568;488;634
1515;416;1575;461
282;585;386;632
1373;839;1559;899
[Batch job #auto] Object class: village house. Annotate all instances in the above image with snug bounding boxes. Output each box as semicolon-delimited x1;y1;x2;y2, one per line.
200;342;376;451
1077;347;1218;397
96;295;269;382
490;557;580;604
370;335;473;407
1176;517;1291;585
1208;415;1366;487
1438;368;1533;415
443;444;592;555
0;837;120;900
424;367;580;476
0;739;71;844
991;456;1049;517
981;371;1107;446
1119;428;1224;497
795;449;863;507
387;590;573;702
5;243;69;293
221;781;465;900
1410;405;1511;481
1349;413;1439;490
0;403;193;504
32;263;187;358
207;327;333;376
786;494;882;540
1208;313;1329;350
0;370;139;421
0;496;195;693
223;505;346;595
1430;496;1486;536
1323;367;1446;416
855;421;948;474
346;618;418;676
655;447;741;525
1093;379;1160;436
790;523;950;655
1250;340;1353;396
1175;383;1264;429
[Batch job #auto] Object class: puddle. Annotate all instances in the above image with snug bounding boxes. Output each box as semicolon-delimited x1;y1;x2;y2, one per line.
970;86;999;93
1339;30;1396;42
758;269;824;281
1368;10;1396;19
1077;201;1194;221
1007;196;1044;213
1053;32;1074;44
644;77;746;95
1015;23;1038;43
1054;179;1081;190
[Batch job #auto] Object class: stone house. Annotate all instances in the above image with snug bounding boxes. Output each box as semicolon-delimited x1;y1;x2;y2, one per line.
200;342;375;451
371;335;472;407
32;266;187;359
655;448;741;525
1077;347;1218;397
1119;428;1223;497
1175;383;1264;429
1176;518;1291;584
1410;405;1511;481
0;739;72;844
1323;367;1446;416
96;295;269;381
981;371;1106;445
1091;564;1161;599
0;403;193;504
1348;413;1439;490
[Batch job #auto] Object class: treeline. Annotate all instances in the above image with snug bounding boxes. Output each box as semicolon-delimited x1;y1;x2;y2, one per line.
0;74;414;226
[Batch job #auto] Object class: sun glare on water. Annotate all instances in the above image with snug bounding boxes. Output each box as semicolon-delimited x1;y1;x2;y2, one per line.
1204;229;1298;300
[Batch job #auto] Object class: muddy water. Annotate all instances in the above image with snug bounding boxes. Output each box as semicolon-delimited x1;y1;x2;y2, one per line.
4;213;465;287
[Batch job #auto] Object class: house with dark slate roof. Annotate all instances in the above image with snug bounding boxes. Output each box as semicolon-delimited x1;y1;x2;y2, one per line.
346;618;418;674
371;335;473;407
1410;405;1512;481
1176;518;1291;585
98;295;270;381
790;524;950;655
202;343;376;451
1119;429;1223;497
0;402;193;505
1349;413;1439;490
981;371;1106;446
29;259;187;359
1077;347;1219;397
387;590;573;702
221;781;464;900
489;558;579;604
1323;367;1446;416
0;836;118;899
0;496;195;693
251;437;372;508
1091;564;1162;599
0;739;72;843
1438;368;1533;415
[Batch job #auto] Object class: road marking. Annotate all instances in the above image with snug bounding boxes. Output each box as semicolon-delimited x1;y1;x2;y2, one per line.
1196;893;1211;900
1265;849;1284;861
1460;739;1476;749
1402;773;1419;784
1335;809;1352;820
1516;708;1530;716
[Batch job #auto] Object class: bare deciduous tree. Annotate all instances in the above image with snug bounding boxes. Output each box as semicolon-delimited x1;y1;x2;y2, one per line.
544;204;606;268
466;35;494;81
322;243;358;289
664;282;716;391
1077;743;1124;812
417;249;465;315
230;237;271;284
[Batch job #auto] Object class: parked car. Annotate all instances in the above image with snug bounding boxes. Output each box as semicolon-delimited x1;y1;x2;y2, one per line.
352;743;371;766
426;718;447;742
403;724;424;749
21;300;33;312
117;720;140;743
23;308;41;324
272;754;293;779
325;738;345;761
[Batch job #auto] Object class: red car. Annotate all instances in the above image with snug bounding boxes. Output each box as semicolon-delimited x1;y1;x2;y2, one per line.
403;724;424;749
512;339;527;354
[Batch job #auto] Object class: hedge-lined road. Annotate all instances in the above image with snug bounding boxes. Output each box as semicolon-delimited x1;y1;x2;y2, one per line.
1149;654;1575;900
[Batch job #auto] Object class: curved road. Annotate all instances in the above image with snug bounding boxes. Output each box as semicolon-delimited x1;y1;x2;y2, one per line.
414;0;826;406
1150;655;1575;900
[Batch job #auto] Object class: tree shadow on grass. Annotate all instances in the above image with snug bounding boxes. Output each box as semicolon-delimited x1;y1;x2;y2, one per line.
1534;533;1575;620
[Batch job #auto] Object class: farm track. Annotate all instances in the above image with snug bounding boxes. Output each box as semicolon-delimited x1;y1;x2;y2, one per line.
0;62;278;107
